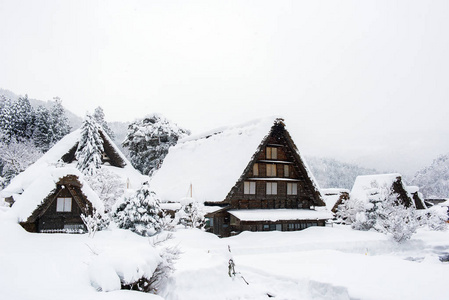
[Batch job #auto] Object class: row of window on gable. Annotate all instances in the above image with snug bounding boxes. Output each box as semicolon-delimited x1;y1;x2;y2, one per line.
243;181;298;195
253;163;290;177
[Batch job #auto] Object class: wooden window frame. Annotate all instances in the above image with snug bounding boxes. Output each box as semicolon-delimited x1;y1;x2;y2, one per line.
284;165;289;177
253;163;259;176
266;182;278;195
56;197;72;212
287;182;298;195
244;181;256;195
266;164;276;177
266;147;278;159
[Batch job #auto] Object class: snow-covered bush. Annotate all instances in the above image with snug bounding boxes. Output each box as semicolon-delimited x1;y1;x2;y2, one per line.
81;209;110;238
374;195;419;243
86;168;124;213
336;197;366;225
112;182;164;237
176;199;205;229
122;114;189;175
419;206;448;231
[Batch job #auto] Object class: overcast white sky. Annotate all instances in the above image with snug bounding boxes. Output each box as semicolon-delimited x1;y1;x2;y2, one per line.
1;0;448;176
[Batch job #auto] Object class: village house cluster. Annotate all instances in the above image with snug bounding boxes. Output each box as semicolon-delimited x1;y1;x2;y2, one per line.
1;118;447;236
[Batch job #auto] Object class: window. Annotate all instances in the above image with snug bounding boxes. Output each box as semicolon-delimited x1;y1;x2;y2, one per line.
266;164;276;177
56;197;72;212
263;224;270;231
284;165;289;177
266;147;277;159
244;181;256;194
266;182;277;195
287;183;298;195
253;163;259;176
288;224;294;229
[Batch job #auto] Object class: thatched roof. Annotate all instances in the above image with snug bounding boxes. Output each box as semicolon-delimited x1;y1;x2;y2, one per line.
151;118;323;204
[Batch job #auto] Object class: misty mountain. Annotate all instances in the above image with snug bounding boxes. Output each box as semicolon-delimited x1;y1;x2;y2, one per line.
306;156;378;190
410;153;449;198
0;88;83;130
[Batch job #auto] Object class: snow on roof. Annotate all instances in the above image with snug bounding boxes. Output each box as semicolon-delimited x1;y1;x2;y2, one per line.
8;166;104;222
2;128;146;198
2;129;82;196
350;173;412;204
439;199;449;207
150;117;279;203
228;209;333;222
321;188;349;210
406;186;419;194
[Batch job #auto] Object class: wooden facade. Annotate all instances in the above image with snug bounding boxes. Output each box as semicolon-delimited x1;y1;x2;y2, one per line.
20;175;94;233
205;120;329;237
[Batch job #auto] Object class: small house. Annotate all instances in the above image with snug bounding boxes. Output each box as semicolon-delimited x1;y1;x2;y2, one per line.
151;118;332;237
11;167;103;233
1;127;146;232
350;173;418;209
321;188;350;213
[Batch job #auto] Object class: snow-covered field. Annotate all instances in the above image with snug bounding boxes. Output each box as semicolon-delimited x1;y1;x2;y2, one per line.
1;212;448;300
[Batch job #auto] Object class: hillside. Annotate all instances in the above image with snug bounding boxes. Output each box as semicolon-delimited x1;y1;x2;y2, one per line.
306;156;378;190
0;88;83;130
411;153;449;198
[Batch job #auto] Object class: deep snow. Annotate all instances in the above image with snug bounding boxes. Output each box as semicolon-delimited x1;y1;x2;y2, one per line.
1;212;448;300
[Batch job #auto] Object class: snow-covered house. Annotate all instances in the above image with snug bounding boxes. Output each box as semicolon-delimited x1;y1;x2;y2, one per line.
151;118;332;237
350;173;419;209
321;188;350;213
1;127;146;233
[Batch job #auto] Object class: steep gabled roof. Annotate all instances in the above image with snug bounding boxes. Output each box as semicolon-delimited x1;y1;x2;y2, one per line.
7;167;103;222
350;173;414;207
150;118;323;204
321;188;350;212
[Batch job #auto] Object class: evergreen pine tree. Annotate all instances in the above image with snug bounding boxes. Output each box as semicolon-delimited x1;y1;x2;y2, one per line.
93;106;115;139
122;114;189;175
49;97;71;145
112;182;163;237
75;114;104;176
0;98;14;143
11;95;35;141
32;105;52;152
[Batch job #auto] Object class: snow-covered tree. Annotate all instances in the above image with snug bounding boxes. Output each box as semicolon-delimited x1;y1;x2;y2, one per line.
93;106;115;139
340;184;419;242
122;114;189;175
75;114;104;176
10;95;35;141
0;138;42;185
32;105;52;152
374;194;419;243
49;97;71;144
176;199;205;229
86;168;124;213
112;182;164;237
0;95;34;143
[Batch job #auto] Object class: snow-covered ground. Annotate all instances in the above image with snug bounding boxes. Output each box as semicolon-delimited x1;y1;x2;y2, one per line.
1;211;448;300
